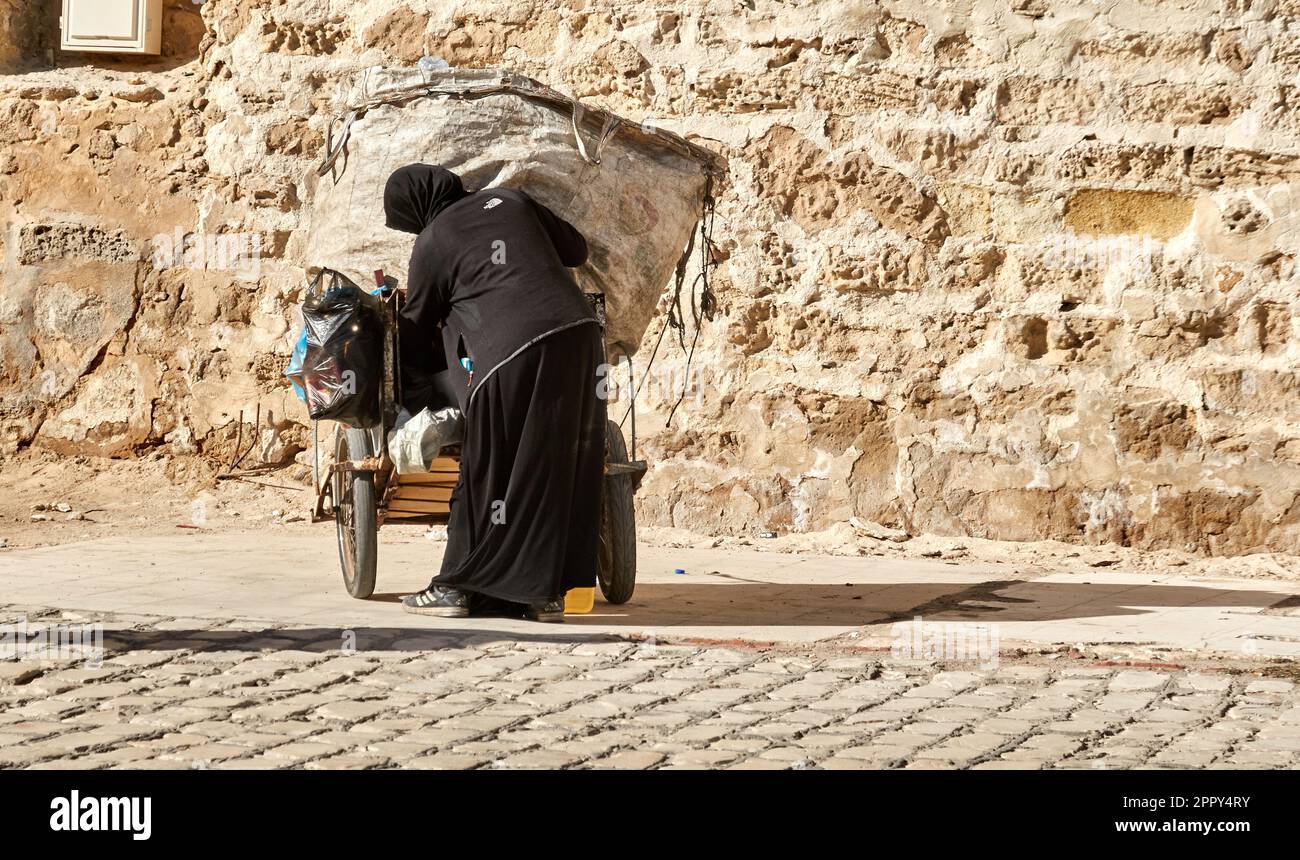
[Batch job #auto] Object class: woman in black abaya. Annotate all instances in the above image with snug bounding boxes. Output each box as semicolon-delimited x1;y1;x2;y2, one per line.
385;164;605;623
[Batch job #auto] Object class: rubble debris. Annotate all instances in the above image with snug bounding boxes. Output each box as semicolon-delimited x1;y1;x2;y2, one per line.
850;518;910;543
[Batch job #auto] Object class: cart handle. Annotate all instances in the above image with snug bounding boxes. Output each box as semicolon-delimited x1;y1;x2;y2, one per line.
620;349;636;461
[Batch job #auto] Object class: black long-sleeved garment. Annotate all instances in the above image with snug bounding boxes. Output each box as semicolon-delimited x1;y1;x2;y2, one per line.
384;164;605;606
396;182;597;410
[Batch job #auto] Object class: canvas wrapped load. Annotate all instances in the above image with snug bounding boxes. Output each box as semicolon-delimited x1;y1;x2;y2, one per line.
303;66;727;358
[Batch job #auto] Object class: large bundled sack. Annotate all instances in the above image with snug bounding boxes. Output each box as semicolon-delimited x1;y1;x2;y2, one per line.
303;66;727;358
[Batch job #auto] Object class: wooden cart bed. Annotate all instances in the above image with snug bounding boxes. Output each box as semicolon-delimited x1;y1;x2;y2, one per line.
380;456;459;523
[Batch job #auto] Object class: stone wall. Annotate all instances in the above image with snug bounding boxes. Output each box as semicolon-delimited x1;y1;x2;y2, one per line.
1;0;1298;554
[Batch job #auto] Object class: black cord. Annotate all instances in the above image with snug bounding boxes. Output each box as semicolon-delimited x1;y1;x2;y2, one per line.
619;177;718;429
666;185;717;424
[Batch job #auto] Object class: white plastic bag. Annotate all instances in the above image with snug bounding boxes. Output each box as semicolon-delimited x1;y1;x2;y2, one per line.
386;407;464;474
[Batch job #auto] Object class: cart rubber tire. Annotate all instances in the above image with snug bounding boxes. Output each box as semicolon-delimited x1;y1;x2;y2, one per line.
336;428;378;599
598;419;637;604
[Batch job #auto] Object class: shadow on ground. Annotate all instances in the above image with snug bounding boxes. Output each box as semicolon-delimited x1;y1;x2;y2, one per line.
92;626;624;654
560;580;1296;627
23;580;1295;656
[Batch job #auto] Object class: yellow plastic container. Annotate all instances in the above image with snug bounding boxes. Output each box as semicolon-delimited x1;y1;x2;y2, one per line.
564;587;595;614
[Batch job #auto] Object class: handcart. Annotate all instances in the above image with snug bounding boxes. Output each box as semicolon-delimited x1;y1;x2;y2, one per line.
310;283;645;605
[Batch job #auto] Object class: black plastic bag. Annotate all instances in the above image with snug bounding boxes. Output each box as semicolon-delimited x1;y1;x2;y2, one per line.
290;269;385;428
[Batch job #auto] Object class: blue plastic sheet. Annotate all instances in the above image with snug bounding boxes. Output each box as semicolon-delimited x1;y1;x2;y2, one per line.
285;327;308;402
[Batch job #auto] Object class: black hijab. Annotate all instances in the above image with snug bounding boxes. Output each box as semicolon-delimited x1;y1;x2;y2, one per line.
384;164;468;234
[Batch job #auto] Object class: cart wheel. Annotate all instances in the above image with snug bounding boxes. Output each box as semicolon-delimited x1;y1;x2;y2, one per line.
598;419;637;604
335;428;378;599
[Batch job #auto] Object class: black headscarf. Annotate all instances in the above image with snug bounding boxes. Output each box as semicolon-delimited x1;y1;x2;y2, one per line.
384;164;468;234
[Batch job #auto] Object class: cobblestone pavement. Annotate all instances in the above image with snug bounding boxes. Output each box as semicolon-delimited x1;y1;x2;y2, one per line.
2;606;1298;770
